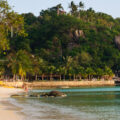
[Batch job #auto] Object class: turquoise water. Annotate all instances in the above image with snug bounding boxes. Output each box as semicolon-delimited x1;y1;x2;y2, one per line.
10;86;120;120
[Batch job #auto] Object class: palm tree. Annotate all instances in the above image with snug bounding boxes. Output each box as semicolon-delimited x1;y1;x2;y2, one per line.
7;50;32;81
86;67;95;80
32;57;45;81
63;56;73;80
56;4;64;15
78;1;84;18
62;66;67;80
77;66;84;80
56;66;65;81
18;64;26;80
69;1;78;15
104;66;114;80
7;52;18;80
79;1;84;10
47;65;56;81
96;68;104;79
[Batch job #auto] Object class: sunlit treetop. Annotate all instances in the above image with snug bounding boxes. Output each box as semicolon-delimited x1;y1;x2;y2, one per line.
0;0;26;51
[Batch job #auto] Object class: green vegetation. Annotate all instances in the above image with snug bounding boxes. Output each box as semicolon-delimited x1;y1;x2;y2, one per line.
1;0;120;81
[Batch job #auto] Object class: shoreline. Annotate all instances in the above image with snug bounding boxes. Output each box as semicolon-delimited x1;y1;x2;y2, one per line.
2;80;115;88
0;87;24;120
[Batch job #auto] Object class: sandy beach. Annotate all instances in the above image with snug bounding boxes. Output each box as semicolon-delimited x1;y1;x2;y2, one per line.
0;87;24;120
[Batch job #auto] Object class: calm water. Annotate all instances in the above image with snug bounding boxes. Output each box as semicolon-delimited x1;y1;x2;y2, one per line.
9;86;120;120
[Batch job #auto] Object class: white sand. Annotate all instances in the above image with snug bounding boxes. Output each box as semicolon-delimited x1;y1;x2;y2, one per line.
0;87;24;120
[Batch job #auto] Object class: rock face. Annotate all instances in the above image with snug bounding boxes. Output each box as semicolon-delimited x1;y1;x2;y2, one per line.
41;91;67;97
67;29;85;50
115;35;120;50
74;30;84;38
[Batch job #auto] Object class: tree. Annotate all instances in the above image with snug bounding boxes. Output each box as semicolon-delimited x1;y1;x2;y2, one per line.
56;66;65;81
69;1;78;15
63;56;74;80
96;68;104;79
104;66;114;79
78;52;92;67
47;65;56;80
5;2;120;82
86;67;95;80
7;50;32;81
76;66;84;80
77;1;84;18
56;4;64;15
32;56;46;81
0;0;25;51
79;1;84;10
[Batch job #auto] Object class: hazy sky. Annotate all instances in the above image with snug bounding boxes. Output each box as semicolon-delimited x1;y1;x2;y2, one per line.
7;0;120;18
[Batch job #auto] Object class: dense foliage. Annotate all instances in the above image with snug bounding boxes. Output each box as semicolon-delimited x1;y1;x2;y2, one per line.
1;1;120;81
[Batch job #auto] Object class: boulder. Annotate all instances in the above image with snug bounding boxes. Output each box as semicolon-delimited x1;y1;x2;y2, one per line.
41;91;67;97
11;91;67;98
11;94;28;97
29;93;40;98
11;94;21;97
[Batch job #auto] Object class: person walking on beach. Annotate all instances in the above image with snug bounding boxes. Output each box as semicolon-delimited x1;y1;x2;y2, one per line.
22;83;28;93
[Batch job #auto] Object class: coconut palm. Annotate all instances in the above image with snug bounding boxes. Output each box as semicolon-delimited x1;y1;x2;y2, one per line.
56;4;64;15
77;1;84;18
63;56;74;80
77;66;84;80
104;66;114;79
86;67;95;80
32;56;45;81
79;1;84;10
69;1;78;15
96;68;104;79
7;50;32;81
47;65;56;80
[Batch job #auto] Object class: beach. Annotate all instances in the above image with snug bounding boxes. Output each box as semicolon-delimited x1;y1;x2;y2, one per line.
0;86;120;120
0;87;23;120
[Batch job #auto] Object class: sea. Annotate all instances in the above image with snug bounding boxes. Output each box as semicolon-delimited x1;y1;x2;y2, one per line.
8;86;120;120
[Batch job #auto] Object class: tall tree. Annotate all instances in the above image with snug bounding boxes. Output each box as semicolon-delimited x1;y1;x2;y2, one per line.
69;1;78;15
0;0;25;51
7;50;32;81
79;1;84;10
56;4;64;15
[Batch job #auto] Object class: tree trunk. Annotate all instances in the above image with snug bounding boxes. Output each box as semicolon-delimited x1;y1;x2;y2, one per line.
73;74;76;81
50;74;52;81
60;75;61;81
13;74;16;81
21;76;23;81
88;75;90;80
11;26;13;38
79;75;81;80
42;74;44;81
63;75;65;81
57;9;60;15
35;74;37;81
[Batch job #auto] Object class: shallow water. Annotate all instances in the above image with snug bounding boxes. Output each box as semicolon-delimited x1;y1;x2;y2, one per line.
9;86;120;120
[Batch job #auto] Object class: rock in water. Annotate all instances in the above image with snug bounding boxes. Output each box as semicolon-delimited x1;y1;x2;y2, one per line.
11;91;67;98
29;93;41;98
41;90;67;97
11;94;21;97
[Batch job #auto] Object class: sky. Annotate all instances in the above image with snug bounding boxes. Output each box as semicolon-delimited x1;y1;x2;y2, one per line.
7;0;120;18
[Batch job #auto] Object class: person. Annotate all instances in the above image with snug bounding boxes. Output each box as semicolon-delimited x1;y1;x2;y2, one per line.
22;83;28;93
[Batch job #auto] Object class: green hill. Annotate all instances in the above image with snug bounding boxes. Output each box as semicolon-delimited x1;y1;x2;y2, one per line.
1;1;120;80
